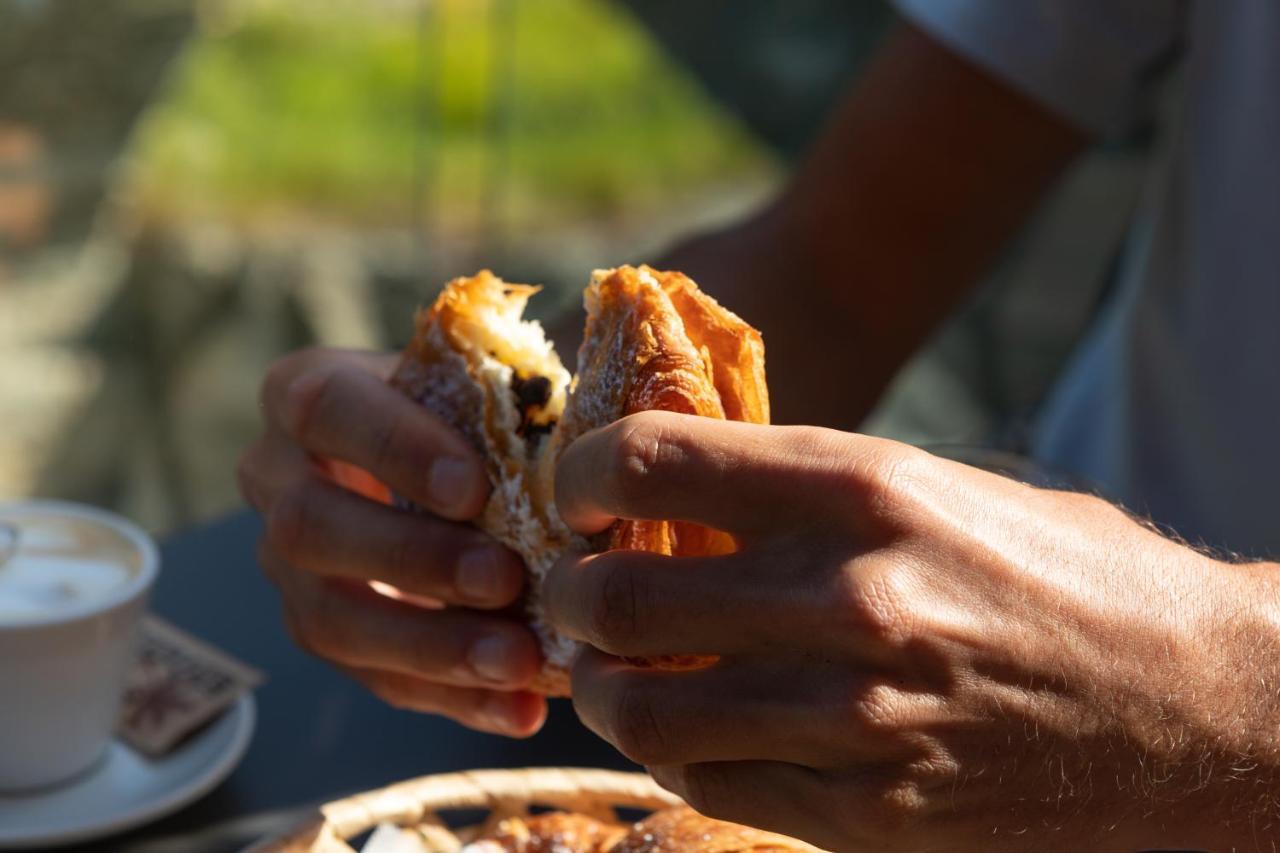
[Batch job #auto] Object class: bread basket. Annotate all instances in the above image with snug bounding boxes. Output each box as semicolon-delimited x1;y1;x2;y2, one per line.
248;767;683;852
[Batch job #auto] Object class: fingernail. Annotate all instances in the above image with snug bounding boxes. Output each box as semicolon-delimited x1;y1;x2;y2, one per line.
457;547;510;604
428;456;477;513
469;634;520;684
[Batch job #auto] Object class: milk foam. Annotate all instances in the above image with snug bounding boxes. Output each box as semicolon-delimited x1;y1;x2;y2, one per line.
0;514;139;620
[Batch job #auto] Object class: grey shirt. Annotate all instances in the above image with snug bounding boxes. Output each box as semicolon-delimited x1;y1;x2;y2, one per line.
896;0;1280;556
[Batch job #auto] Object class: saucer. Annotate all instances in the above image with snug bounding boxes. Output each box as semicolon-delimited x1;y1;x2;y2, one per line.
0;693;255;849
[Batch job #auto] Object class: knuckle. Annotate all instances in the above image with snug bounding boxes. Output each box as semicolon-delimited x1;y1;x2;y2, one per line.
263;347;322;408
607;678;671;765
608;413;669;501
853;444;932;529
587;558;641;652
835;562;914;649
858;776;929;838
283;364;351;442
281;372;324;441
846;681;906;739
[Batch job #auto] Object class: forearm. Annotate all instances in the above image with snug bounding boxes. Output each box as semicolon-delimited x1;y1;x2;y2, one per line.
1114;558;1280;849
662;22;1087;428
1196;560;1280;846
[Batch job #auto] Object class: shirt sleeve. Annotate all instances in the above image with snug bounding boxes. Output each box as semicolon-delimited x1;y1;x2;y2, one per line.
892;0;1185;137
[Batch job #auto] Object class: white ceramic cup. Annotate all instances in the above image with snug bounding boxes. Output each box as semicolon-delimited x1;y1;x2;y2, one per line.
0;500;159;791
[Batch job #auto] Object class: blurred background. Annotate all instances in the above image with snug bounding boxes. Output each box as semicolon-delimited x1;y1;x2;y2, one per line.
0;0;1160;534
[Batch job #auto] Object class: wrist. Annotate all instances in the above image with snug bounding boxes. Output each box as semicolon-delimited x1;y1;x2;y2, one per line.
1163;557;1280;846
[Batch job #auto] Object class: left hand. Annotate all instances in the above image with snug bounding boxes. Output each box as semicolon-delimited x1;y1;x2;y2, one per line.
544;412;1280;851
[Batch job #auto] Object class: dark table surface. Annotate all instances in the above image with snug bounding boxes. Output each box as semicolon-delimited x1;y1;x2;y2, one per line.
73;510;634;853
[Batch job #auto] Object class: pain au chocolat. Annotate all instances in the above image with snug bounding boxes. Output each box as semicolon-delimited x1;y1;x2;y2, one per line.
389;265;768;695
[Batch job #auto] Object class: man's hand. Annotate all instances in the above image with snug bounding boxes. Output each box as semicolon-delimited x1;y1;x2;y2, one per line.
545;412;1280;850
239;348;546;736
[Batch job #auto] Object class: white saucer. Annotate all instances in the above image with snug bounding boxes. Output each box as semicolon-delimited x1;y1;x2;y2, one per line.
0;693;256;849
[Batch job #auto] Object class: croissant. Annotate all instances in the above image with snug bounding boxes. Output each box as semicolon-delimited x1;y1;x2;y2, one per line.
610;807;817;852
461;806;819;852
390;265;768;695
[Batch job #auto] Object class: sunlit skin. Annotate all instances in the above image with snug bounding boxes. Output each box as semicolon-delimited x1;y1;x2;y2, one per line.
238;347;547;737
240;18;1080;743
543;411;1280;850
238;20;1280;851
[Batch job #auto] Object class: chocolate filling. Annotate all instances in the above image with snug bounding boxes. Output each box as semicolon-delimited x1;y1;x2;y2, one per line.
510;373;556;451
512;374;552;411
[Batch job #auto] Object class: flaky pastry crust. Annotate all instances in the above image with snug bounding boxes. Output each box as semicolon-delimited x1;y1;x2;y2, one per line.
390;266;768;696
610;807;818;852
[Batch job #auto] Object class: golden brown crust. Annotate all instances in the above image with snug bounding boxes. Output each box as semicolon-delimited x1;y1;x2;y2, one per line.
647;267;769;427
390;270;577;697
555;266;726;560
391;266;768;697
479;812;627;852
610;807;818;852
528;665;572;697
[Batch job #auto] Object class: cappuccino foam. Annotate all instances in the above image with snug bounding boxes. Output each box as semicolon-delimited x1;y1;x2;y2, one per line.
0;511;141;621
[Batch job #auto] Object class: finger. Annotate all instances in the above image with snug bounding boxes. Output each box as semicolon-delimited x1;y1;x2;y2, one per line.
238;433;314;514
269;356;488;520
647;761;840;850
569;648;909;768
264;561;542;690
260;347;399;413
264;474;523;608
543;547;833;657
337;665;546;737
554;410;912;540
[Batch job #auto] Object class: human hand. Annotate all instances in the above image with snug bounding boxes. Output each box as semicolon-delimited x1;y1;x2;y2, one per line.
239;347;546;736
545;412;1280;850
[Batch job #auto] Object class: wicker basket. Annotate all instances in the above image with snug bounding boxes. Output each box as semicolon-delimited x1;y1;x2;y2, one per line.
248;767;684;852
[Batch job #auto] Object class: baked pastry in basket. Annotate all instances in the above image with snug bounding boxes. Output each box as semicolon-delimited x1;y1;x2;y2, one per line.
464;811;626;851
463;806;813;852
255;768;821;853
390;266;768;695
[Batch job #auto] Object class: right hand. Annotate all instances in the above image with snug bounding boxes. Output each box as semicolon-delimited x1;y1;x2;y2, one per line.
238;347;547;736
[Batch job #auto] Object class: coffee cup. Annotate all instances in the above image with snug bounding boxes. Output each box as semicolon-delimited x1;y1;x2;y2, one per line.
0;500;158;790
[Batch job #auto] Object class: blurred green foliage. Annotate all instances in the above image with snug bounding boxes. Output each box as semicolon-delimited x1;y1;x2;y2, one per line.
130;0;772;230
